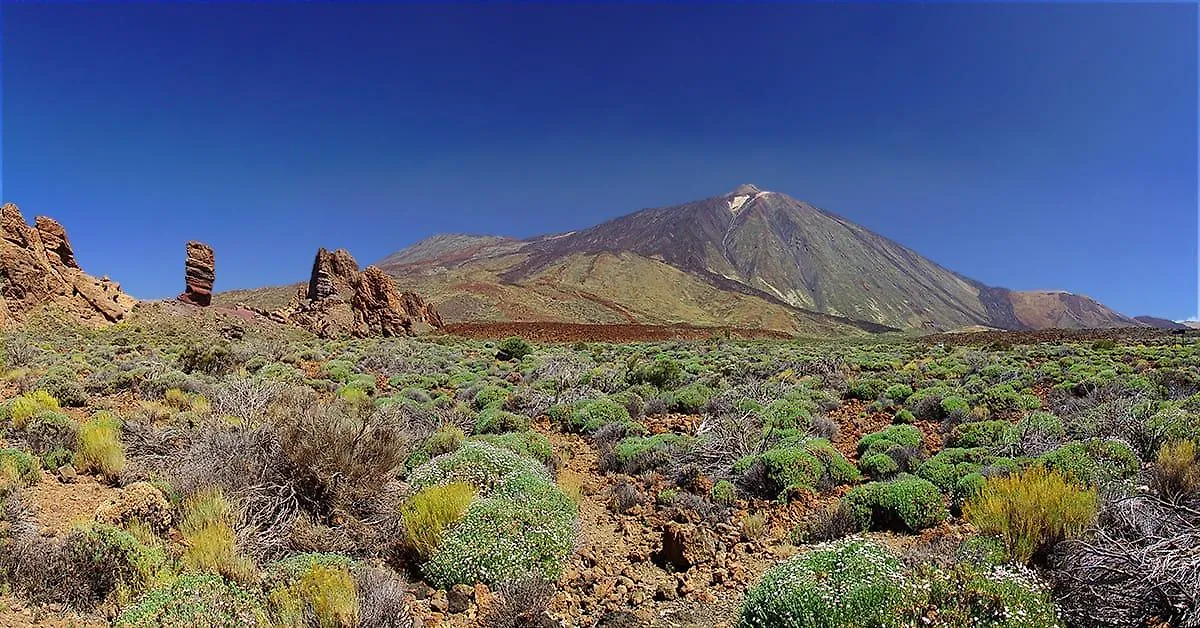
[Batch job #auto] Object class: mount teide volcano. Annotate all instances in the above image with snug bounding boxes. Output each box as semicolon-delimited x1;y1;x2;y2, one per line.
227;185;1138;335
370;184;1137;333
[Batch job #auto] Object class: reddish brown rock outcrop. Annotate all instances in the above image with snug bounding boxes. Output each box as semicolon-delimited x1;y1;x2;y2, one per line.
253;248;441;338
0;203;136;326
178;241;215;307
306;248;360;301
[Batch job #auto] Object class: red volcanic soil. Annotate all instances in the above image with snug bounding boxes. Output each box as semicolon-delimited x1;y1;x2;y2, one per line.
442;321;793;343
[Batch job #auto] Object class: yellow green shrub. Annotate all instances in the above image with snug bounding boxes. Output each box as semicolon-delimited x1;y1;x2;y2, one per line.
268;556;358;628
964;466;1097;564
179;489;256;583
0;448;41;493
401;482;475;559
8;389;60;429
163;388;210;414
163;388;191;410
75;411;126;476
1154;439;1200;499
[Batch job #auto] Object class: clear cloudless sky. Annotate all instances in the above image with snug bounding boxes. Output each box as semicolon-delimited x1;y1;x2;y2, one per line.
1;3;1196;319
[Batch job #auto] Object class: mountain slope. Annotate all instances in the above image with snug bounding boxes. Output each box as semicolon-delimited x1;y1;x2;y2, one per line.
503;184;1001;329
228;184;1137;334
376;184;1135;331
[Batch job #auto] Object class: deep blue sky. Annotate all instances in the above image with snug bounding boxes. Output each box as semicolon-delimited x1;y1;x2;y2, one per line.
2;3;1196;319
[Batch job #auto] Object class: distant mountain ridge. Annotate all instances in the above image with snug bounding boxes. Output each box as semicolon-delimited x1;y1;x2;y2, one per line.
371;184;1139;332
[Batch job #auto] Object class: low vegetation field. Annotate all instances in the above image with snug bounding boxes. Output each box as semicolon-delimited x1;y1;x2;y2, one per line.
0;305;1196;627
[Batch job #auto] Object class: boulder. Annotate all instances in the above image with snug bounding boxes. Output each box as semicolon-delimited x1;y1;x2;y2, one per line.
652;522;717;571
178;241;215;306
0;203;136;327
447;583;473;614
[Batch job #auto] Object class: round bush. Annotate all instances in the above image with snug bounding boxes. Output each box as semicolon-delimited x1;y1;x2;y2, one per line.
860;453;900;478
949;420;1013;449
857;425;922;458
423;472;577;587
842;476;948;533
737;538;918;627
474;408;529;435
567;398;632;433
761;399;813;433
407;441;549;493
1040;439;1138;487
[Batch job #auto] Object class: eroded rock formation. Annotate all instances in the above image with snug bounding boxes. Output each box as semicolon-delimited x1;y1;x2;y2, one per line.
248;248;441;338
0;203;136;326
178;241;215;306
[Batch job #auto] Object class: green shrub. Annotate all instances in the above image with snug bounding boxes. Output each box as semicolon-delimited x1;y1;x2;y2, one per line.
857;425;922;458
846;378;887;401
761;399;813;434
473;385;510;411
941;395;970;415
804;439;860;484
178;343;235;376
841;476;947;533
667;383;714;413
115;574;269;627
860;453;900;478
609;390;645;418
35;366;88;407
710;480;737;505
41;446;73;470
474;408;529;435
497;336;532;361
737;538;917;627
612;432;693;473
472;431;554;465
630;356;683;389
964;466;1097;564
883;384;913;404
566;398;632;433
1147;403;1200;446
72;523;168;597
422;472;577;587
917;447;992;493
893;409;915;424
1040;439;1139;487
749;439;859;498
981;384;1040;413
948;420;1012;449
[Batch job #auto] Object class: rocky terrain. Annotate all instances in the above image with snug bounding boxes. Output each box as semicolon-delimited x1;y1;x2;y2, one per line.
0;203;136;327
241;248;443;338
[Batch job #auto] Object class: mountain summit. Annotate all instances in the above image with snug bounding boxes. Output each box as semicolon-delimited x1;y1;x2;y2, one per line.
353;186;1138;333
